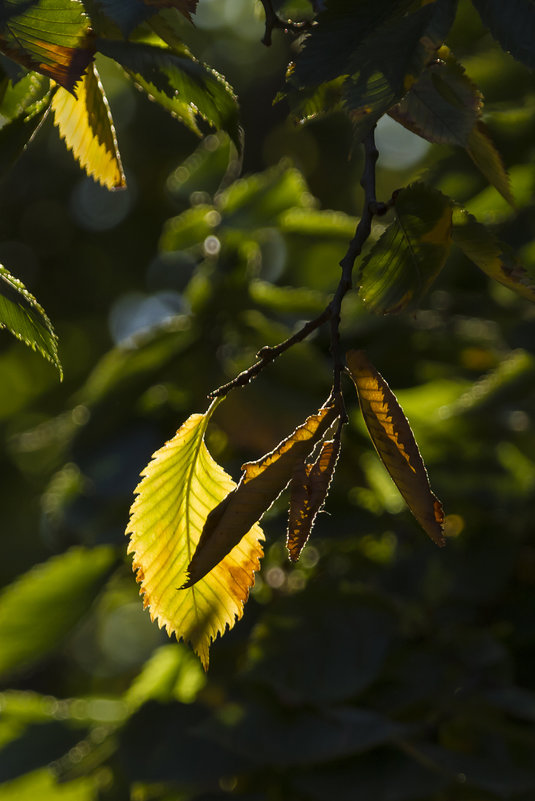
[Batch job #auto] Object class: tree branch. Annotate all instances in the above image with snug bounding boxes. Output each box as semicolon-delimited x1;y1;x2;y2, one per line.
208;127;384;400
258;0;315;46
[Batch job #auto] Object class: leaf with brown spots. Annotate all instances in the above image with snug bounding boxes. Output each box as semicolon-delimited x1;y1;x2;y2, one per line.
0;0;94;91
347;350;445;546
287;437;341;562
184;403;339;588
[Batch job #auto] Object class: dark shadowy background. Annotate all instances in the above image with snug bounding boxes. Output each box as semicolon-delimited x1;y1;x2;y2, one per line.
1;1;535;799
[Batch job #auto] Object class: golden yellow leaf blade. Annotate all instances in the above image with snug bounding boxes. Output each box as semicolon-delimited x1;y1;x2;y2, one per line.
51;63;125;190
287;437;341;562
126;409;264;669
346;350;445;547
184;403;339;588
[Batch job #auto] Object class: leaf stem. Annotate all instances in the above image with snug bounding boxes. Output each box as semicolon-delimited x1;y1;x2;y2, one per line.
208;128;382;400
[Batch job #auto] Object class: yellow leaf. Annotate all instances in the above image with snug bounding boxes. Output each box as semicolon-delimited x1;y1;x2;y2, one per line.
346;350;445;547
126;404;264;669
184;403;339;587
51;63;125;190
287;437;341;562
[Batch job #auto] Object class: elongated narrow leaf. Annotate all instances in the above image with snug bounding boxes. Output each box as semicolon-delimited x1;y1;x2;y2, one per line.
97;39;240;147
358;183;452;314
51;63;125;189
346;350;445;546
287;437;341;562
184;404;339;588
389;49;482;146
467;122;515;206
472;0;535;69
126;404;264;669
0;264;62;377
0;0;94;90
0;546;116;678
452;207;535;302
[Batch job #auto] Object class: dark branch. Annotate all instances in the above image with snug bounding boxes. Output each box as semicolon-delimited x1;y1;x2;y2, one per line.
258;0;315;46
208;127;382;400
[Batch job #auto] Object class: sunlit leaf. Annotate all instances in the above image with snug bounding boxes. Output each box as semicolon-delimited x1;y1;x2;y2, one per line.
467;121;515;206
358;183;452;314
389;49;482;146
452;207;535;302
346;349;445;546
97;39;240;147
472;0;535;69
0;264;62;377
51;62;125;190
0;546;116;679
287;437;341;562
0;72;51;176
184;403;339;588
126;401;264;669
0;770;97;801
0;0;94;90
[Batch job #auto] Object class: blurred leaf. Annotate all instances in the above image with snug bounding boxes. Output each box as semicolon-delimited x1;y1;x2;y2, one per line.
358;183;452;314
287;437;340;561
0;769;96;801
249;281;327;316
97;39;240;147
465;162;534;223
467;121;515;206
159;204;218;251
389;48;481;146
51;63;125;190
95;0;197;36
472;0;535;69
346;350;445;546
0;264;62;378
201;701;402;766
184;403;338;588
452;206;535;301
126;402;264;669
0;546;116;679
0;0;94;90
125;643;206;708
278;207;357;239
166;131;236;201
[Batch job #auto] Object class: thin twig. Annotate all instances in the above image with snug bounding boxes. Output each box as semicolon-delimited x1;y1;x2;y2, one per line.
208;127;383;400
258;0;315;46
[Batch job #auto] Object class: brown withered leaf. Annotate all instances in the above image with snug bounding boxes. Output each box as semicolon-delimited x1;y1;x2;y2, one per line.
183;403;339;587
287;437;341;562
346;350;445;547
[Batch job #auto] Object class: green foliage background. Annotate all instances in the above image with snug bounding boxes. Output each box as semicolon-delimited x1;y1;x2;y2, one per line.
1;1;535;799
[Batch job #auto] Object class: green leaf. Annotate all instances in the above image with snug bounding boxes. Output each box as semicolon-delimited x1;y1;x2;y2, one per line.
0;264;62;377
97;39;240;147
93;0;197;36
166;131;236;201
389;49;482;147
452;207;535;302
467;121;515;206
0;0;94;90
184;403;338;588
0;546;116;679
472;0;535;69
358;183;452;314
125;401;264;669
159;204;219;251
51;62;125;189
0;69;50;121
125;643;206;708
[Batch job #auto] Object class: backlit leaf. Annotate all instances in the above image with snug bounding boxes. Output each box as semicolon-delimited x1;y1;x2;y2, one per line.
389;49;482;146
51;62;125;190
358;182;452;314
467;121;515;206
184;403;338;588
0;264;62;377
98;39;240;147
126;402;264;669
346;349;445;546
287;437;341;562
0;71;51;176
472;0;535;69
0;546;116;679
0;0;94;90
452;207;535;302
